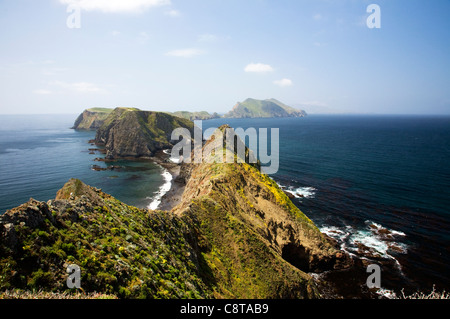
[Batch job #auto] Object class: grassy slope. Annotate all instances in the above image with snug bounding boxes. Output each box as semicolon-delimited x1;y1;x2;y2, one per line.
0;180;211;299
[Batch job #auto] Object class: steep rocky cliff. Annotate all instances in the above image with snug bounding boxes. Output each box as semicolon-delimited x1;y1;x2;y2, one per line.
0;126;351;299
95;107;194;159
71;108;113;130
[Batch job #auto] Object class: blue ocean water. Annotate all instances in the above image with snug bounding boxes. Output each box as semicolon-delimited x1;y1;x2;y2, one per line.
1;114;449;294
0;114;166;212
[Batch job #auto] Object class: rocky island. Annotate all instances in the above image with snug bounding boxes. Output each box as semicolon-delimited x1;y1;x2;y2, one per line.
224;98;307;119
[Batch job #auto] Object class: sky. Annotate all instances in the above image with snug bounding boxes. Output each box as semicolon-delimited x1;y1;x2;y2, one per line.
0;0;449;115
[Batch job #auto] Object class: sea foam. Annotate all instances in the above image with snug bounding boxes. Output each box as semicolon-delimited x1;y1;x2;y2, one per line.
276;181;317;200
148;168;173;210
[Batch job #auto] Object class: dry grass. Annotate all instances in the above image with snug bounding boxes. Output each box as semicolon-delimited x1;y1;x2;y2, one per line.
0;289;117;299
398;285;450;299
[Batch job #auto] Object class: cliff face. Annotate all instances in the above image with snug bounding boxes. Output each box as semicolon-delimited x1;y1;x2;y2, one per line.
95;108;194;159
0;126;351;299
224;98;307;119
71;108;113;130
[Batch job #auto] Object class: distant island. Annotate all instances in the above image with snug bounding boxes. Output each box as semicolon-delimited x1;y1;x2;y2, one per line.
224;98;307;119
71;99;307;131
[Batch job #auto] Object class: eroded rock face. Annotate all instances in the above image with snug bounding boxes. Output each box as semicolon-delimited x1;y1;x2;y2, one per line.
94;108;194;159
1;199;55;230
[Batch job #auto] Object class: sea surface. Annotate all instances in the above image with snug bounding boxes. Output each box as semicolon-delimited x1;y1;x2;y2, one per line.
0;114;166;212
1;114;449;296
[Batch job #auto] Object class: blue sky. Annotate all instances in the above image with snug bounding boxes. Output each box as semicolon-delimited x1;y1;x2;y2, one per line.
0;0;449;114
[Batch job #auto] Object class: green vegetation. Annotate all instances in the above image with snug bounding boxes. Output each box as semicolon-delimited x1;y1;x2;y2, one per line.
0;180;211;299
86;107;114;113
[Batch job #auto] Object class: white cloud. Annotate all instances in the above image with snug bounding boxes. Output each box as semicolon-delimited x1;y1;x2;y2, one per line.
165;9;180;17
198;33;218;43
138;31;150;44
33;89;52;95
273;78;293;87
42;67;69;76
244;63;274;73
111;30;121;37
313;42;327;47
313;13;323;20
166;48;205;58
52;81;104;93
59;0;171;13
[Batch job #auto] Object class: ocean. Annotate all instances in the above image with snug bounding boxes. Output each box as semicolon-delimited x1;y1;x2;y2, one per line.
0;114;167;212
1;114;449;296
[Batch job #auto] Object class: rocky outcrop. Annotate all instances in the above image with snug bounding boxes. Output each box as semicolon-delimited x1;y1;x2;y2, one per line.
71;108;113;130
224;98;307;119
95;107;194;159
